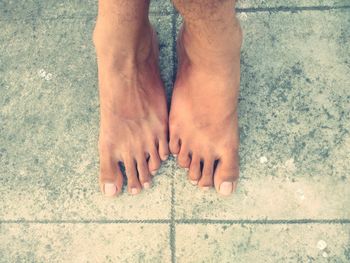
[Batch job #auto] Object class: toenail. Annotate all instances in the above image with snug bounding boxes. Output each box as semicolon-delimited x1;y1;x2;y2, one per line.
190;180;198;185
173;154;178;158
104;183;117;197
219;181;233;196
151;170;158;176
131;188;138;195
143;182;151;189
232;181;238;192
202;186;210;191
161;155;169;161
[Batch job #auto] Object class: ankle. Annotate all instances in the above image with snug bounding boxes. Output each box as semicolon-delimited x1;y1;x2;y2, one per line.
184;21;241;52
180;18;242;65
93;19;154;65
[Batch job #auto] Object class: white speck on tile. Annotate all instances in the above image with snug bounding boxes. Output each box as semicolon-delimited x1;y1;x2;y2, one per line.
317;240;327;250
285;158;296;172
238;12;248;21
260;156;268;164
45;73;53;81
38;69;46;78
322;252;328;258
296;189;305;200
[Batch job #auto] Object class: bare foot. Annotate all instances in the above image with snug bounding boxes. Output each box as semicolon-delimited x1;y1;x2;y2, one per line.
93;22;169;197
169;23;242;196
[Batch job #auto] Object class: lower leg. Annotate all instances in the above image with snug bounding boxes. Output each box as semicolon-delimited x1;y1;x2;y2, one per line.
94;0;169;197
172;0;242;66
170;0;241;195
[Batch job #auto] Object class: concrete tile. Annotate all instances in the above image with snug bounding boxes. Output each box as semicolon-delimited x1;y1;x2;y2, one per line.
0;0;175;20
174;11;350;219
2;0;349;21
0;223;170;262
176;224;350;262
174;171;350;219
0;0;38;20
0;15;174;220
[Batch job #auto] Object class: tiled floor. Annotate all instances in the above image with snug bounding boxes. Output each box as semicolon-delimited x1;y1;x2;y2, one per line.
0;1;350;262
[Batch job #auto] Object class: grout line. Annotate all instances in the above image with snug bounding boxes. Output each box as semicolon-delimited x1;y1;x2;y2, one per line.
1;219;350;225
169;14;178;263
0;219;171;224
1;4;350;23
176;219;350;225
236;5;350;13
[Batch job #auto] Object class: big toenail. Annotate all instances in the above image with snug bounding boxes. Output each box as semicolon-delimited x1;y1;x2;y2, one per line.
143;182;151;189
190;180;198;185
219;182;233;196
104;183;116;197
131;188;138;195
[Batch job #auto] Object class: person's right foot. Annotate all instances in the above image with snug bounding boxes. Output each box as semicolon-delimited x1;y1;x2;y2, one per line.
93;22;169;197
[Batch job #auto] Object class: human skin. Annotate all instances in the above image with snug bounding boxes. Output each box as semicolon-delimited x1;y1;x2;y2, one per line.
93;0;169;196
93;0;241;196
170;0;241;195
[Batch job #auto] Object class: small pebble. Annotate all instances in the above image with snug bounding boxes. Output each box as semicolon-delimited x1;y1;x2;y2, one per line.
285;158;296;171
45;73;52;81
317;240;327;250
260;156;268;164
296;189;305;200
239;12;248;21
322;251;328;258
38;69;46;78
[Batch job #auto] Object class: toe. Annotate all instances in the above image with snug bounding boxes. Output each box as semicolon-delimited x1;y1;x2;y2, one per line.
158;135;170;161
214;152;239;196
169;135;181;156
188;153;201;185
124;157;142;195
99;154;123;197
198;156;215;189
148;148;161;175
177;144;191;168
136;156;152;189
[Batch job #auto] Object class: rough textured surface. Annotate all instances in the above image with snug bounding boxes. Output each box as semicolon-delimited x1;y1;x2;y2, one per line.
176;224;350;262
0;15;174;221
174;10;350;220
0;223;171;262
0;0;349;262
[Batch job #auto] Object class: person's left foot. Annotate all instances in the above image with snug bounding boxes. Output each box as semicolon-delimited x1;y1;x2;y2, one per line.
169;23;242;196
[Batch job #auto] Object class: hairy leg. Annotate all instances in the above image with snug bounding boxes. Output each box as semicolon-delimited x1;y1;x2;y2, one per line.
170;0;242;195
94;0;169;196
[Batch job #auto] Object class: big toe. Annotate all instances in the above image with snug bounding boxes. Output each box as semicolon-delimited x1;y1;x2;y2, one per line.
214;159;239;196
104;183;117;197
99;158;123;197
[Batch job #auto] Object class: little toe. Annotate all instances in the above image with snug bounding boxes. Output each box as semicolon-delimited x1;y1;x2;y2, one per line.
124;157;142;195
188;154;201;185
148;148;161;175
158;136;170;161
136;156;152;189
198;156;215;189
